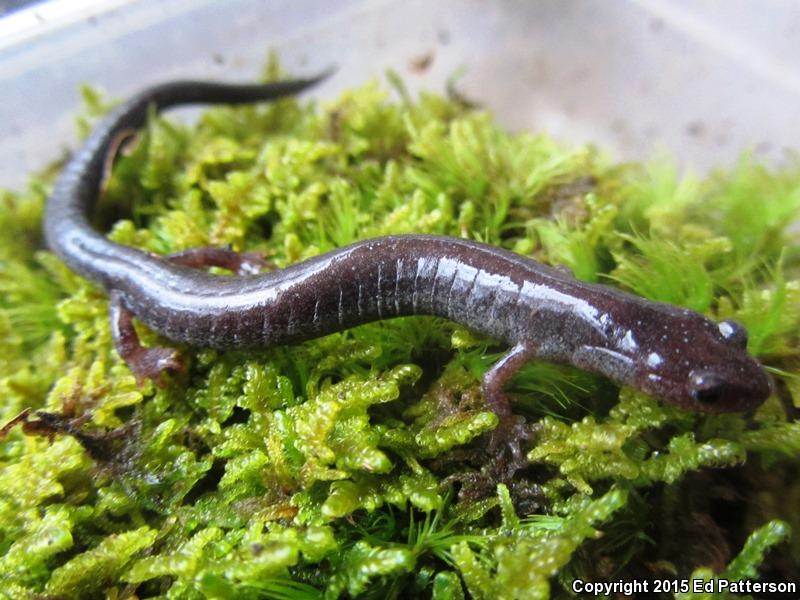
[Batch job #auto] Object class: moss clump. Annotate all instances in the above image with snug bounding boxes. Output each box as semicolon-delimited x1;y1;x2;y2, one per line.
1;60;798;598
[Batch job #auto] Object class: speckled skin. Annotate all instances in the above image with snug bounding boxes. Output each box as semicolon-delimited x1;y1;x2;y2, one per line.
44;77;772;416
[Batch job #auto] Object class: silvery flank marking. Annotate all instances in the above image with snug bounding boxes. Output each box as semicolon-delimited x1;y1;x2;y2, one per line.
620;330;638;352
447;262;478;318
511;280;524;314
413;256;437;314
394;258;403;315
412;257;423;314
482;271;519;322
521;280;601;331
462;264;480;309
430;255;445;310
442;259;460;318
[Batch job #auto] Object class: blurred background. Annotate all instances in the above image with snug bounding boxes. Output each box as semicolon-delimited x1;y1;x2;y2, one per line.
1;0;799;189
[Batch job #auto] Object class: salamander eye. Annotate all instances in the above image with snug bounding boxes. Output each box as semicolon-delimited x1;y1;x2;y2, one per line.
718;320;748;349
689;370;725;404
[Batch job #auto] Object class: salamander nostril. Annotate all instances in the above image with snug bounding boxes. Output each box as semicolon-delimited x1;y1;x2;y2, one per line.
690;371;726;404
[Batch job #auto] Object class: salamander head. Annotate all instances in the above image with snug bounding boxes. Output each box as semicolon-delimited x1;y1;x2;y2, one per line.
634;314;771;412
574;308;772;413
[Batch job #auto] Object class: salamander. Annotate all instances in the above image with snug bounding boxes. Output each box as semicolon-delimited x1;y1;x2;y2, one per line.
43;74;772;445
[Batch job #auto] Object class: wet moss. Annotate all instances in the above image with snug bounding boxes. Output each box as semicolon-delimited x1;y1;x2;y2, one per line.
0;61;798;598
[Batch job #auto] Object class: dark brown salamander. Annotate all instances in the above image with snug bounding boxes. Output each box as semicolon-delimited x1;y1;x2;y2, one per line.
44;75;772;444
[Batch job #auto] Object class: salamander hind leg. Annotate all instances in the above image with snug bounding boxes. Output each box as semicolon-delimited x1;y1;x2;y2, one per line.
482;341;539;470
109;292;184;385
165;247;270;275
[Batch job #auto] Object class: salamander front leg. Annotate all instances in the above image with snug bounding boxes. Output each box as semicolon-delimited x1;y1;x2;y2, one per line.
165;247;269;275
482;341;539;465
109;291;184;385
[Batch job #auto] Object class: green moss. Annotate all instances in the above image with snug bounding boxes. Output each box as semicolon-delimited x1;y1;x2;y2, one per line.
0;62;798;598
